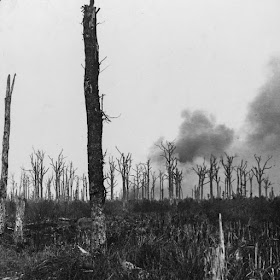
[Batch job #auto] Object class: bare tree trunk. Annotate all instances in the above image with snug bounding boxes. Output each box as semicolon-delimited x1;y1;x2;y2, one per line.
145;160;151;200
0;74;16;234
83;1;106;252
156;141;177;203
252;155;272;198
116;149;131;209
49;151;65;200
107;157;117;200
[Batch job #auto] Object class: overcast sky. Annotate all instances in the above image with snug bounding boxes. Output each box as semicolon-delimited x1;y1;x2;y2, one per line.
1;0;280;195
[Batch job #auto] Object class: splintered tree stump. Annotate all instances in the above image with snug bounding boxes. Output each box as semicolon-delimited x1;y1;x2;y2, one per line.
14;196;25;244
76;217;92;248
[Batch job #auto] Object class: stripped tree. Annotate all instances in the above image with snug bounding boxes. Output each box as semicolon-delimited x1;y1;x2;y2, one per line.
263;176;272;199
116;148;132;207
20;169;31;200
252;154;273;197
29;149;49;199
248;170;254;198
74;176;80;200
106;156;117;200
142;159;151;200
236;160;249;197
0;74;16;234
158;170;166;200
81;173;89;201
192;160;208;200
83;0;106;252
150;171;158;200
46;175;53;200
61;161;76;200
221;153;236;199
173;168;183;200
132;163;143;200
208;155;219;199
141;172;146;200
156;141;177;203
213;162;221;199
49;150;65;200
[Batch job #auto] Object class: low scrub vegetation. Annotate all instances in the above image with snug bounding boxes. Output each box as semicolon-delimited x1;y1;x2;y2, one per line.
1;197;280;279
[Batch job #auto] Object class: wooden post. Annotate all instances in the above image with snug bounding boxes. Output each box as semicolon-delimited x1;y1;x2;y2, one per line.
0;74;16;234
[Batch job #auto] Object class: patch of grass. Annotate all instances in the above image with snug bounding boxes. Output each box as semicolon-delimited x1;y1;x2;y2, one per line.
2;198;280;279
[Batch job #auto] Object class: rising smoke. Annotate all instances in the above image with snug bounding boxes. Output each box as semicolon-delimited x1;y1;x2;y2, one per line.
149;110;234;164
151;58;280;164
245;57;280;154
176;110;234;163
149;57;280;196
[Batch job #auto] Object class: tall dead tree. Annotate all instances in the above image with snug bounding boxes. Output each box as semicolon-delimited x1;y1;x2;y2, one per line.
192;160;208;200
142;159;151;200
132;163;143;200
106;157;117;200
248;170;254;198
61;162;76;200
252;154;272;197
214;166;221;199
74;176;80;200
236;160;249;197
156;141;177;202
29;149;48;199
221;153;236;199
173;168;183;200
116;148;132;206
263;176;272;199
83;0;106;251
208;155;219;199
150;171;157;200
141;172;146;200
0;74;16;234
46;175;53;200
20;169;30;200
49;151;65;200
81;174;89;201
158;170;166;200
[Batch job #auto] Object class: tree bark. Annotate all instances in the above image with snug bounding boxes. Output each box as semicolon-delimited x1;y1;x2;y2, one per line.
83;1;106;252
14;196;25;243
0;74;16;234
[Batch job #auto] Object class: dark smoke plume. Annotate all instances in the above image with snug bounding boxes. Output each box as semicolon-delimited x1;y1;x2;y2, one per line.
176;110;234;163
245;58;280;153
149;110;234;164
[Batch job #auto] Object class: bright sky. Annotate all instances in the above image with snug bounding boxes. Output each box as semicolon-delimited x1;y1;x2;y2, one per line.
1;0;280;193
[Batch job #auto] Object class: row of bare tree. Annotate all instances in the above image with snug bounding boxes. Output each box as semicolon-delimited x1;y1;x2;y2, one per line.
105;142;183;204
192;153;274;200
6;142;275;203
9;149;89;201
106;141;275;203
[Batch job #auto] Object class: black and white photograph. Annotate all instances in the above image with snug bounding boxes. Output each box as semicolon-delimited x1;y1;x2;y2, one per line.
1;0;280;279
